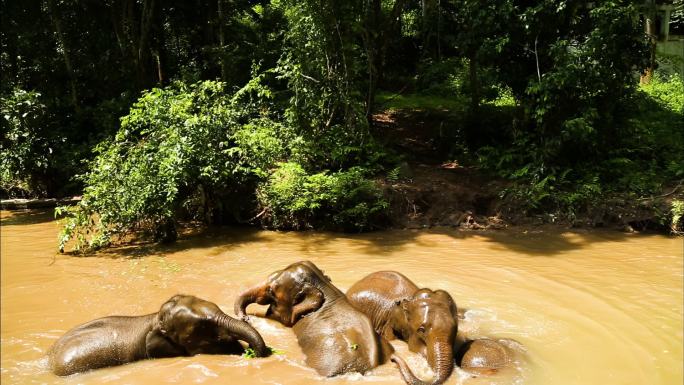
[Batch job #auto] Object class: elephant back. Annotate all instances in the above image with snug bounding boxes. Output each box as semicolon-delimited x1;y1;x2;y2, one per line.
346;271;418;333
293;300;382;376
457;339;510;372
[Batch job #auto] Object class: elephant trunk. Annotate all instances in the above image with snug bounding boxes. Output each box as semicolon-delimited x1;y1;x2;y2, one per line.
234;282;269;318
391;339;453;385
215;312;270;357
426;339;454;385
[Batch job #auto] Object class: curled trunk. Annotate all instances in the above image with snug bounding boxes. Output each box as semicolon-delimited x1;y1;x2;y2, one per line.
215;313;269;357
391;339;453;385
234;282;269;318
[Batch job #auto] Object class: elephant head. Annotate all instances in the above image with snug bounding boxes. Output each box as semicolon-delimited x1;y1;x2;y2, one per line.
148;295;269;357
391;289;458;385
234;261;336;327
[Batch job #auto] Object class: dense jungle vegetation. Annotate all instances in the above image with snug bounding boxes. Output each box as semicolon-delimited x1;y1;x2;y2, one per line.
1;0;683;251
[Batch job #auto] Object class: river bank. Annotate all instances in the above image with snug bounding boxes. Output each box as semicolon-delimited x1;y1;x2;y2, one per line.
0;197;81;210
373;109;684;235
378;159;684;234
3;108;682;237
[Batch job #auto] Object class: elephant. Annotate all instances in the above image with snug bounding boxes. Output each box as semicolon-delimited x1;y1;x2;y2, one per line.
456;338;512;375
48;294;269;376
347;270;458;385
234;261;394;377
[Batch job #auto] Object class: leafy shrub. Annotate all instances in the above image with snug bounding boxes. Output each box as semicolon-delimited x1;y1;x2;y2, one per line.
640;74;684;114
257;162;387;231
671;200;684;235
477;70;683;218
415;58;466;97
58;81;291;252
0;89;59;197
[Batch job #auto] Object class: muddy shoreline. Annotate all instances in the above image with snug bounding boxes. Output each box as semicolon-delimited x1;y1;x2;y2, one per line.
0;197;81;210
378;162;683;235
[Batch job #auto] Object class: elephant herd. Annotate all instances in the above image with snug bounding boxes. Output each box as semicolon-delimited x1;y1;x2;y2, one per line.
48;261;515;384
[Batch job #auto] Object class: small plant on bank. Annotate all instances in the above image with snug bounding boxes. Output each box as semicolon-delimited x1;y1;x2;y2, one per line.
672;200;684;235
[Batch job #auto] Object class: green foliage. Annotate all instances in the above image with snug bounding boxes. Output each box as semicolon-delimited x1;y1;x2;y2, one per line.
5;0;682;239
640;74;684;113
0;89;59;197
415;58;467;97
386;166;401;183
478;71;683;217
671;200;684;234
58;81;291;251
258;162;388;231
375;92;466;112
519;3;646;163
275;0;370;168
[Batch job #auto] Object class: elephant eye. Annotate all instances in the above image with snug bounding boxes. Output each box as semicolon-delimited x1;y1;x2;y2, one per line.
417;326;426;334
294;291;305;304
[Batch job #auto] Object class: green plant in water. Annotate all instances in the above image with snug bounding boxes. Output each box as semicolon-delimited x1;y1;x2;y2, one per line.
242;346;284;359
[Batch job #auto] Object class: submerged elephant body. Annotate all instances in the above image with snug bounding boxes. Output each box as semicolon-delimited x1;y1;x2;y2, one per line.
457;338;512;374
293;297;388;376
49;295;269;376
234;261;392;377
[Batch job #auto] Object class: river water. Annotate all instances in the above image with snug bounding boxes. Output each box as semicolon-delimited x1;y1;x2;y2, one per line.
1;210;682;385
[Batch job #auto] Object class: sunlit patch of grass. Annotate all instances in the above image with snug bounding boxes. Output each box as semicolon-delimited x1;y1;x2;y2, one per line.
375;92;467;112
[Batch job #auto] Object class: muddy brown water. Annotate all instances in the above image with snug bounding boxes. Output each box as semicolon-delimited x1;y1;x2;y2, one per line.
1;210;682;385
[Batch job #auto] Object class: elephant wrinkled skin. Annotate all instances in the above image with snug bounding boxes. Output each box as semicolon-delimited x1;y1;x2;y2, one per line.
234;261;393;377
48;294;269;376
457;338;512;375
347;271;459;385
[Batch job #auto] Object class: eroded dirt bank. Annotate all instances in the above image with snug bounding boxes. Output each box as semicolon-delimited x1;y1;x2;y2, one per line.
373;110;684;233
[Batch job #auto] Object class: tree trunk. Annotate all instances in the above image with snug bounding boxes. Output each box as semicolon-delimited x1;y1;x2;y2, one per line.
217;0;228;82
364;0;407;124
46;0;80;113
641;0;657;84
136;0;156;89
363;0;382;123
469;52;480;113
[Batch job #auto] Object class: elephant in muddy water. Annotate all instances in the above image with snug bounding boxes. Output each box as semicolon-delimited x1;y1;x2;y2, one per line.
456;338;512;375
234;261;394;377
347;271;513;384
347;270;458;385
48;294;269;376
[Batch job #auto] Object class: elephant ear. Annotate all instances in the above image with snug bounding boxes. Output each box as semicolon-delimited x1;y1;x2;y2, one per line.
400;298;412;314
145;328;186;359
290;284;324;325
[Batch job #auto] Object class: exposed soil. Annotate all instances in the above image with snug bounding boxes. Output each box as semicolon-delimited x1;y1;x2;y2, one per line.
373;109;509;230
373;110;684;234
